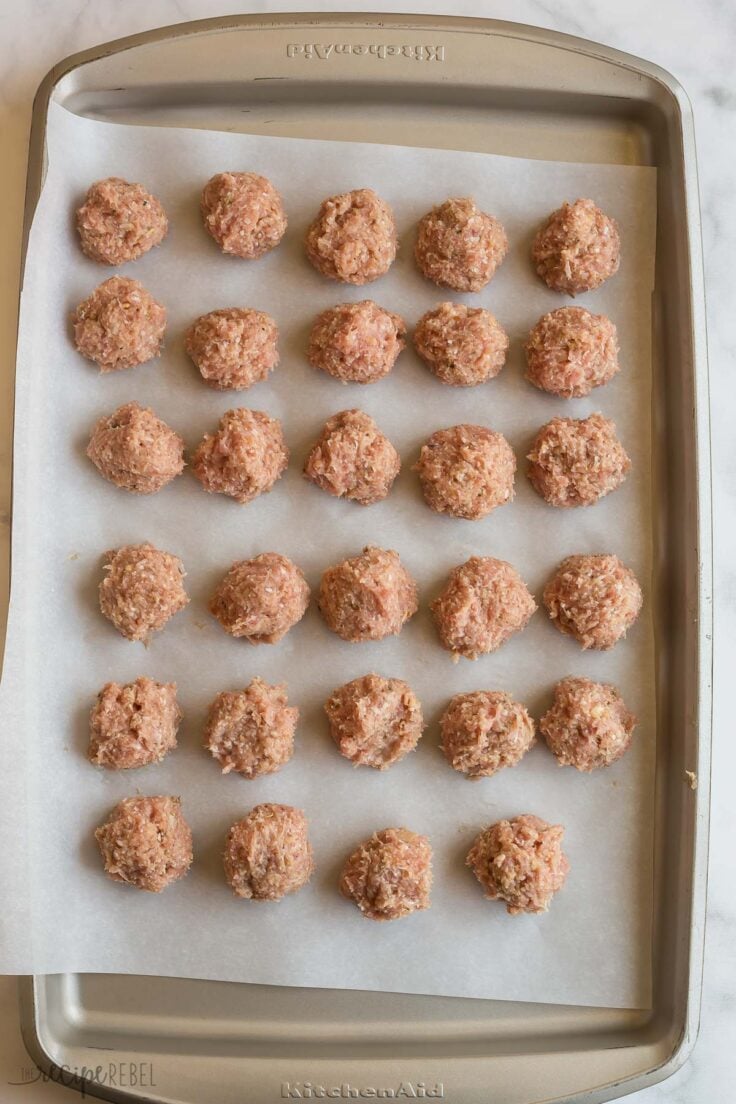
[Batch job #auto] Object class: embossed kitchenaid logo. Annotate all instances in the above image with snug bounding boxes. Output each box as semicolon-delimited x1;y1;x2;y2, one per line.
281;1083;444;1099
286;43;445;61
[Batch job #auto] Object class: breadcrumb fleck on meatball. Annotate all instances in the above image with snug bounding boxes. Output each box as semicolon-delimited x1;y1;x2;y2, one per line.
531;197;620;296
540;676;637;771
87;401;184;494
205;678;298;778
72;277;166;372
209;552;310;645
95;795;193;893
525;307;619;398
191;408;288;504
528;413;630;507
308;301;406;384
543;553;642;650
76;177;168;265
432;556;536;661
440;691;535;779
99;543;189;643
414;425;516;520
413;302;509;387
325;674;424;770
88;677;180;770
467;814;569;915
340;827;432;921
185;307;279;391
304;409;400;505
414;197;508;292
223;803;314;900
318;546;418;643
200;172;287;259
305;188;397;284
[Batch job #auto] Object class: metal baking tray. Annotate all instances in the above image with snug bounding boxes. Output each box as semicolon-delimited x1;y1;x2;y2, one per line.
13;13;711;1104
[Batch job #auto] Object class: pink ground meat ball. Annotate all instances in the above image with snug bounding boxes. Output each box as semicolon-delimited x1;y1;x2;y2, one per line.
99;543;189;643
95;795;193;893
305;188;397;284
72;276;166;372
200;172;287;259
414;197;508;292
440;691;535;779
185;308;279;391
431;556;536;661
209;552;310;644
531;197;621;296
324;674;424;770
191;408;288;504
540;676;637;771
303;409;400;505
223;803;314;900
87;401;185;494
413;302;509;387
76;177;168;265
308;300;406;384
527;413;631;507
467;814;569;915
414;424;516;520
204;678;298;778
543;553;643;650
88;677;181;770
318;546;418;643
525;307;619;398
340;827;432;921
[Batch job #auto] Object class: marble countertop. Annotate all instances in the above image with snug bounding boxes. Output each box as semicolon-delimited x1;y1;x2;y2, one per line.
0;0;730;1100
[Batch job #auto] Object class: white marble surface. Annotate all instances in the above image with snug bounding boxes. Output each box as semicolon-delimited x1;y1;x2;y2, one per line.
0;0;731;1100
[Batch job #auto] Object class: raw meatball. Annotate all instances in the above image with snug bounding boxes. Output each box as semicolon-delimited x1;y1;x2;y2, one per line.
209;552;310;644
200;172;287;259
467;814;569;915
324;674;424;770
205;678;298;778
303;409;400;505
440;691;535;779
531;197;620;295
305;188;397;284
527;413;630;507
87;401;185;494
340;827;432;921
543;553;642;650
88;677;181;770
185;308;279;391
308;301;406;384
414;197;508;292
72;276;166;372
432;556;536;660
191;408;288;504
413;302;509;387
318;546;418;642
76;177;168;265
99;543;189;642
223;803;314;900
525;307;619;398
95;795;193;893
414;425;515;520
540;676;637;771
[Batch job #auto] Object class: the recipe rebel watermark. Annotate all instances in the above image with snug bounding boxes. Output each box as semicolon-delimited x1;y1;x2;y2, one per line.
281;1082;444;1099
8;1061;156;1098
286;43;446;62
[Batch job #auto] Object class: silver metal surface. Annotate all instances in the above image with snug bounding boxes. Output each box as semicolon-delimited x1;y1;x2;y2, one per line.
14;12;711;1104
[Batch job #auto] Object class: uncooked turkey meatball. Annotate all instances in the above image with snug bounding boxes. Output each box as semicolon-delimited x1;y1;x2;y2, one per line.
543;553;642;650
99;543;189;642
340;828;432;921
191;408;288;504
431;556;536;660
303;409;400;505
185;307;279;391
76;177;168;265
413;302;509;387
324;674;424;769
527;413;630;507
305;188;397;284
414;197;508;292
467;814;569;915
87;401;185;494
307;301;406;384
318;546;418;642
72;277;166;372
440;691;535;779
200;172;287;258
209;552;310;644
540;676;637;771
88;677;181;770
525;307;619;398
414;425;516;520
531;197;620;295
223;803;314;900
204;678;298;778
95;795;193;893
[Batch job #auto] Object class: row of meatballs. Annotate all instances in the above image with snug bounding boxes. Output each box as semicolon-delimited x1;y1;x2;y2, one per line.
98;544;643;657
95;798;569;917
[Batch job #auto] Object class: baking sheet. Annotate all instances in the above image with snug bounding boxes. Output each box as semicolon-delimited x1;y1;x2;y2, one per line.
0;101;656;1008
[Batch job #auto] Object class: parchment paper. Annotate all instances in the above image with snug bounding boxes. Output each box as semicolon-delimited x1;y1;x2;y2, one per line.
0;101;657;1008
